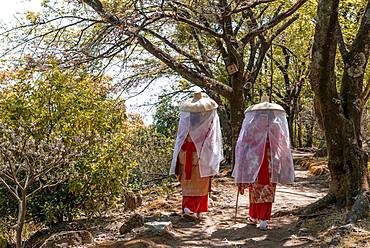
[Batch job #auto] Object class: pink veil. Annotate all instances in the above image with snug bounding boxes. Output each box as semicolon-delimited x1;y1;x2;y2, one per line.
232;109;294;184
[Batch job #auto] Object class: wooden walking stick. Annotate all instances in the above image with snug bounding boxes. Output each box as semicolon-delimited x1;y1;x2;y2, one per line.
234;187;240;223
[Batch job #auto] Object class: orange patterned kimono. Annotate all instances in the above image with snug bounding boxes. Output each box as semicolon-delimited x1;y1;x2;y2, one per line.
176;136;210;213
248;140;276;220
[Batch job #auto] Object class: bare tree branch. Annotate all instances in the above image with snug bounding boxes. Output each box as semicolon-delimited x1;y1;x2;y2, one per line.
267;15;299;43
142;28;210;75
26;178;67;198
246;38;257;71
250;41;269;83
335;21;348;59
124;77;157;100
219;0;244;66
163;13;223;38
136;35;233;97
241;0;307;44
82;0;120;24
0;176;20;201
231;0;278;15
0;15;103;36
191;29;213;77
1;19;87;57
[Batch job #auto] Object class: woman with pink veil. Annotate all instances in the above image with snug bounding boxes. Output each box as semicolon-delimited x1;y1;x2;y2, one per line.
232;96;294;230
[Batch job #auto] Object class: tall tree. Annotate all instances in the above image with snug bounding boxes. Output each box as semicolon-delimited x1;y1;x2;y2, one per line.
309;0;370;222
267;44;309;147
83;0;308;161
253;1;316;148
2;0;308;162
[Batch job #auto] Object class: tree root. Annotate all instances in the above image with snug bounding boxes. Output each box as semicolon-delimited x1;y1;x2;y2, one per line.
346;190;370;224
275;191;369;224
272;193;336;218
298;192;336;216
271;209;299;217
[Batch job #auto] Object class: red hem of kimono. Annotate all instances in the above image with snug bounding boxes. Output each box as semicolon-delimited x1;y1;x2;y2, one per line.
248;140;273;220
249;202;272;220
182;195;208;213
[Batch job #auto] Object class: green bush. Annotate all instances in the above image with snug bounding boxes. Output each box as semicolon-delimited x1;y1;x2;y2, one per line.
25;126;174;224
0;67;175;229
125;127;174;190
153;96;179;137
0;124;174;226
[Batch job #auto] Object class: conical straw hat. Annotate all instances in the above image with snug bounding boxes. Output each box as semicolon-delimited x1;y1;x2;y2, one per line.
245;95;285;112
180;92;218;112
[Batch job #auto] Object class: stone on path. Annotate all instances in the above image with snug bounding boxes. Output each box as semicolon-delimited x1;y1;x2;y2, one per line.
142;221;173;237
124;192;143;210
119;213;145;234
40;230;93;248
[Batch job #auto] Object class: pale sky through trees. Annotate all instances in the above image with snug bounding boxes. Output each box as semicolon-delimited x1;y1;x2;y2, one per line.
0;0;170;124
0;1;205;125
0;0;42;24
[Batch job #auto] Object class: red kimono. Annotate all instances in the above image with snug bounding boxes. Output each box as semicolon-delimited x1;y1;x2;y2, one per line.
177;137;210;213
248;140;276;220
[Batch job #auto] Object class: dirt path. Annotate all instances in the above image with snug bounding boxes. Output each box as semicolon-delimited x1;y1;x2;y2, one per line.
125;167;329;248
28;155;369;248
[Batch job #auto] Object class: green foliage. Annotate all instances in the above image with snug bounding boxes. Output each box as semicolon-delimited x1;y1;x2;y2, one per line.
0;220;10;246
0;65;175;226
153;97;179;137
0;186;15;243
124;126;174;191
0;66;118;224
338;0;368;44
0;185;16;220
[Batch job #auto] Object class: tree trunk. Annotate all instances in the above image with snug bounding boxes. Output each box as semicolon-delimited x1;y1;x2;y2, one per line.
16;193;26;248
314;68;369;207
206;90;233;164
304;122;314;147
310;0;369;212
287;113;295;148
297;119;303;148
219;107;233;164
229;74;245;167
326;120;368;206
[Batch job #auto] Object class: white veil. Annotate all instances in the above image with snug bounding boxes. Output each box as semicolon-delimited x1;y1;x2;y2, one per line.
170;110;223;177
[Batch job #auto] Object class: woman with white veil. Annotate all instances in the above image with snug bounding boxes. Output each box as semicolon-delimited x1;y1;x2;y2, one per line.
170;92;223;220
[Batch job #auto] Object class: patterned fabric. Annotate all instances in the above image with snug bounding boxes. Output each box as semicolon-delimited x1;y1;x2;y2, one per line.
233;109;294;184
249;183;276;203
248;140;276;204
